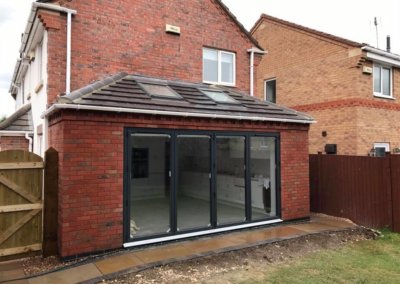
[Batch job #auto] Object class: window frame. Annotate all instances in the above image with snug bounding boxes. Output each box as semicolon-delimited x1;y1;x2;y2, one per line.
203;48;236;87
264;78;277;103
373;64;393;99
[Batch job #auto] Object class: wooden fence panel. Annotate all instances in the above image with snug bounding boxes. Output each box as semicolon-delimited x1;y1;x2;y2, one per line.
310;154;394;230
0;150;43;259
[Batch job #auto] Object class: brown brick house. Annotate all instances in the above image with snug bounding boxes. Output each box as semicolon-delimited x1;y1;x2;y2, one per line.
6;1;313;257
252;14;400;156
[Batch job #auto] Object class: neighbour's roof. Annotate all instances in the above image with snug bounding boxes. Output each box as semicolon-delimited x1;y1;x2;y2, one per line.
56;73;314;124
251;14;364;48
0;104;33;132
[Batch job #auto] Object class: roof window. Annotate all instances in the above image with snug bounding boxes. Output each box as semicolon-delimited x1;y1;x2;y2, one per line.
200;89;238;104
140;83;181;99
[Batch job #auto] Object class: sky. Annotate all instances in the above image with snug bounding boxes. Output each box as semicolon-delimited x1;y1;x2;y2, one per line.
0;0;399;117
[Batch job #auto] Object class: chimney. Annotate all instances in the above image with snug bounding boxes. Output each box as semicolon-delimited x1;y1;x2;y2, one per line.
386;35;391;53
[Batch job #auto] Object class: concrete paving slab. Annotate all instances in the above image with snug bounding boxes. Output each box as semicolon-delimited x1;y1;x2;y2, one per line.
290;222;341;233
311;217;356;229
95;254;144;275
235;226;305;243
28;264;101;284
133;244;196;263
180;237;239;254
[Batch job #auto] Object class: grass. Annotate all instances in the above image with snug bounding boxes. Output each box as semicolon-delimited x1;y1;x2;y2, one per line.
243;230;400;284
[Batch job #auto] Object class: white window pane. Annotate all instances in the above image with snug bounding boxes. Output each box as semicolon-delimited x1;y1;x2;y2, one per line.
203;49;218;82
382;68;391;96
203;49;218;61
373;66;381;93
221;53;234;83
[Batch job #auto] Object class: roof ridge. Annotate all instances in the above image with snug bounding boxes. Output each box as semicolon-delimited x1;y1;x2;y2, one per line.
252;13;363;48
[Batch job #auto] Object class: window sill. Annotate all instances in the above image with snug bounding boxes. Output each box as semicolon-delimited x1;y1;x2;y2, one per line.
373;94;395;100
203;80;236;87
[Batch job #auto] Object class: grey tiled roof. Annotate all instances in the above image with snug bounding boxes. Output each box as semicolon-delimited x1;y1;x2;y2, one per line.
0;104;33;132
58;73;314;124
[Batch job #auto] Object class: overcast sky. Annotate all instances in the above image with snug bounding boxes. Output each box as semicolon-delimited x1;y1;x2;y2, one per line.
0;0;399;117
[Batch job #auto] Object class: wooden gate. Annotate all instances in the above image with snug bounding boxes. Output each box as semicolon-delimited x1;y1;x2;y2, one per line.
0;150;44;258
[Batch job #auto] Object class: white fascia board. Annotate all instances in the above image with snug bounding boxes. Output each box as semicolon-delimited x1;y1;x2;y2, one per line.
366;52;400;68
41;104;316;124
0;131;33;137
362;46;400;67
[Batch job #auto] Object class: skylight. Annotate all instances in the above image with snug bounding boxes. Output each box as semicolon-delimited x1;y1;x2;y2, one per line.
200;90;238;103
140;83;181;99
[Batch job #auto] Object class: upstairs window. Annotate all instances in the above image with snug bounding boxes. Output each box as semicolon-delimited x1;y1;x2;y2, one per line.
373;64;392;98
203;48;235;86
265;79;276;103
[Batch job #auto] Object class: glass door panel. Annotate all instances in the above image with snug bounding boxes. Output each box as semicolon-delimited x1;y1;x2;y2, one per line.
216;136;246;225
129;133;171;238
176;135;211;231
250;137;277;220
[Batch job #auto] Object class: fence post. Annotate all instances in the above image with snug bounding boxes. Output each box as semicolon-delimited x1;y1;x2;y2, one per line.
43;148;59;257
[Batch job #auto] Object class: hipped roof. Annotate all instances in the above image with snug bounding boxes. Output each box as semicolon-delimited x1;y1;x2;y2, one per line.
55;73;314;124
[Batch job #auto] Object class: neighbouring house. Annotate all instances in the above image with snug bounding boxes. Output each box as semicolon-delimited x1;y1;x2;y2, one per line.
0;104;33;152
6;1;314;257
252;14;400;156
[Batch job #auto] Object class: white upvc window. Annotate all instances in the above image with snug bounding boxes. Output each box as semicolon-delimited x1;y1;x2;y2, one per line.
373;64;393;98
203;48;235;86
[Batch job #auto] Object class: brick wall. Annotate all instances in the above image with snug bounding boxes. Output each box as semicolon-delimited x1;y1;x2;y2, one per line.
357;106;400;154
252;17;400;155
39;0;261;105
0;136;29;152
49;110;310;257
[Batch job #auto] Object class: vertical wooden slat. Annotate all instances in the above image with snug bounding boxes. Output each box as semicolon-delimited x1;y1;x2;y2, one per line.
43;148;59;257
391;155;400;232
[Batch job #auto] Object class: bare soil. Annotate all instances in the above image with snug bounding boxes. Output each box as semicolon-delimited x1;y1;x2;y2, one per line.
101;227;377;284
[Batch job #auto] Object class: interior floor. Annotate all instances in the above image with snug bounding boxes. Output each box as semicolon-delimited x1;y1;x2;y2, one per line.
130;196;270;238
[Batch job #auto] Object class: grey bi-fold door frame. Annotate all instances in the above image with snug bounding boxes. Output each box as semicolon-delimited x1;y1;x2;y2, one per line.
123;128;281;243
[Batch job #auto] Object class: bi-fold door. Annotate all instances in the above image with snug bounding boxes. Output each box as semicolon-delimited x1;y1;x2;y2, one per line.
124;129;280;244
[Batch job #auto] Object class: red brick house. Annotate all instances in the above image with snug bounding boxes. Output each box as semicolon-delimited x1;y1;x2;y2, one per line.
252;14;400;156
6;1;313;257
